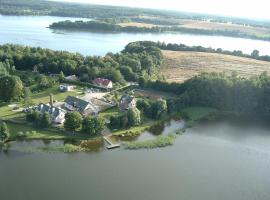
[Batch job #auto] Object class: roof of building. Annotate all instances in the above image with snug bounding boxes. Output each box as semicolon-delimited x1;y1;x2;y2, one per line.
65;96;90;112
120;95;136;110
93;78;112;87
36;104;65;119
65;75;77;81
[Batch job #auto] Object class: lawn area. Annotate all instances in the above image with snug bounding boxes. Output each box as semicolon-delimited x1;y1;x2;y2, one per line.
182;107;217;121
6;122;91;141
31;86;83;104
99;107;121;119
0;104;24;120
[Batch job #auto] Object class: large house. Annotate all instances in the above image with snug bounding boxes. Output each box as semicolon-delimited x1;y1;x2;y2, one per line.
93;78;113;89
64;96;96;115
119;95;136;111
36;103;66;124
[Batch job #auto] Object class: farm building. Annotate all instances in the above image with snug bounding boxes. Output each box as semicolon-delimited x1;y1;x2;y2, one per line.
93;78;113;89
64;96;96;115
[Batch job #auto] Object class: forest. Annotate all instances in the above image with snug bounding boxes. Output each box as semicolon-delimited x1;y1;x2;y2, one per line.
0;42;162;85
141;72;270;117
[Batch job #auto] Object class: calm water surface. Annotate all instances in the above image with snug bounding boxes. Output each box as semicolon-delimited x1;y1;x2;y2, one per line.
1;15;270;56
1;118;270;200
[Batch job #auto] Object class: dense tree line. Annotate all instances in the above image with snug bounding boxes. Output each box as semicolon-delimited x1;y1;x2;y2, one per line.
146;72;270;116
0;43;162;84
49;20;165;33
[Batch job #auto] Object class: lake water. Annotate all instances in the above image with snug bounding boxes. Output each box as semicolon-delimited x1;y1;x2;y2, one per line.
1;118;270;200
1;15;270;56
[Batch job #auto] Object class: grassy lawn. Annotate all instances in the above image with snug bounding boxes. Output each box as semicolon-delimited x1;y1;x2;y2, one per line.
0;104;24;120
31;86;83;104
6;122;91;141
99;107;121;119
182;107;217;121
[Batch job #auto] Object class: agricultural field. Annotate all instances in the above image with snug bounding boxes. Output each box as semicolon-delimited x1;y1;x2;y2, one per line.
180;20;270;37
160;50;270;82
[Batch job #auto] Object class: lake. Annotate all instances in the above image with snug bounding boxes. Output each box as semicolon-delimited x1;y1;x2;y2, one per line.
1;15;270;56
1;118;270;200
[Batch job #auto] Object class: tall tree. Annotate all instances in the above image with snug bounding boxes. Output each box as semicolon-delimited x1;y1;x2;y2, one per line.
127;107;141;126
64;112;82;132
0;75;23;102
82;116;105;135
23;87;33;107
0;122;10;142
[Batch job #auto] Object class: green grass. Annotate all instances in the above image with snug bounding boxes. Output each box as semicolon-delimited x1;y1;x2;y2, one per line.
112;118;157;137
99;107;121;119
182;107;217;121
31;86;82;104
0;104;24;120
125;134;177;150
40;144;85;153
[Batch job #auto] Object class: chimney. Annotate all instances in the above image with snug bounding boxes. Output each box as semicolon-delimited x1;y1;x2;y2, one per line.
50;94;53;107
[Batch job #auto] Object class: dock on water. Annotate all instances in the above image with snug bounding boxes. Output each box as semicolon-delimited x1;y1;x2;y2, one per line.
103;135;120;149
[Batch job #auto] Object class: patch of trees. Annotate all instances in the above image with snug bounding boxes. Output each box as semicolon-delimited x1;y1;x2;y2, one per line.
64;111;105;135
0;122;10;142
136;99;167;120
0;75;23;102
0;43;162;83
110;108;141;129
26;110;51;128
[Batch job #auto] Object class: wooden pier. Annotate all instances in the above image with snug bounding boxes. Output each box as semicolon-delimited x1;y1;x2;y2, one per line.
103;135;120;149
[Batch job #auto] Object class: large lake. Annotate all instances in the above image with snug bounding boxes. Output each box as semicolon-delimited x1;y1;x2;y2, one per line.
1;15;270;56
1;118;270;200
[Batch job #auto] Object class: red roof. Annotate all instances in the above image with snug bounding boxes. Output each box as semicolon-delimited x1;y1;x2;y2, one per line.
93;78;112;87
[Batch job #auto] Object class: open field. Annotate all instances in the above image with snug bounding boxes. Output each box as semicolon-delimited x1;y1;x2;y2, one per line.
118;22;157;28
160;50;270;83
180;20;270;37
